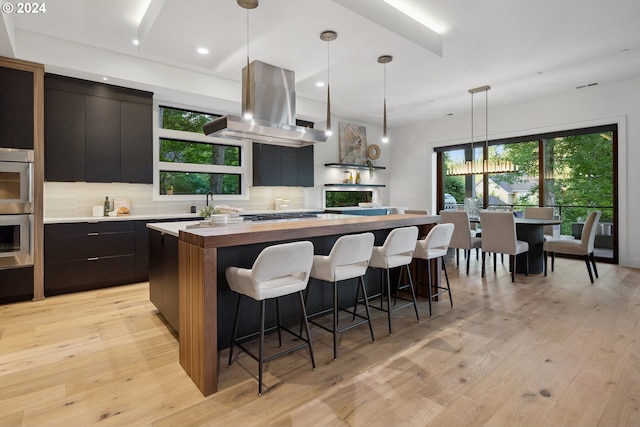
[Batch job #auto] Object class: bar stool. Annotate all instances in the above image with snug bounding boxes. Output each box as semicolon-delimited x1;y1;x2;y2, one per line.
226;241;315;395
413;223;455;317
305;232;375;360
368;226;420;335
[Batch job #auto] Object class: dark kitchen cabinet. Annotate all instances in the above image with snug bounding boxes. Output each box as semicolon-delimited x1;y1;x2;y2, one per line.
44;74;153;183
253;143;314;187
148;229;179;331
297;145;314;187
0;66;34;150
45;89;86;181
86;95;121;182
0;266;34;304
121;102;153;183
44;221;136;295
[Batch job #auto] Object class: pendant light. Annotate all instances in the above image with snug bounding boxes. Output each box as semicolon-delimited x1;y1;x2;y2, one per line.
446;85;518;176
320;30;337;137
378;55;392;143
238;0;258;120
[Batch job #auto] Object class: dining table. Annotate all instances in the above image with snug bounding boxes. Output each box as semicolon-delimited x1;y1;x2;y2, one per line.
471;216;562;274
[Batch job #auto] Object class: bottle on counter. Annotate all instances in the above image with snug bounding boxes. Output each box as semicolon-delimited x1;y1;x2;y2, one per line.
355;171;361;184
103;196;110;216
348;172;353;184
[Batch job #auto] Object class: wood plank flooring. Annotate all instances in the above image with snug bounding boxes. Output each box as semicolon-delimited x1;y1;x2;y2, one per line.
1;256;639;426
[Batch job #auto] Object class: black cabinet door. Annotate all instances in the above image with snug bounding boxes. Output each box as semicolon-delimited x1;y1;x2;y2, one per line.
297;145;314;187
280;146;298;186
121;101;153;183
45;89;86;181
85;95;121;183
0;66;33;150
253;143;281;186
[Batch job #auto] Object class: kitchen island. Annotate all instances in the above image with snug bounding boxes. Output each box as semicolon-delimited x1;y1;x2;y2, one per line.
148;213;440;396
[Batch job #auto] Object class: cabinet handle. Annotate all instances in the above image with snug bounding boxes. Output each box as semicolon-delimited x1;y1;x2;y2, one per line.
87;232;99;236
87;257;99;261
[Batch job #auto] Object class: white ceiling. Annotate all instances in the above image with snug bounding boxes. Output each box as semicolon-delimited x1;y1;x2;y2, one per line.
3;0;640;128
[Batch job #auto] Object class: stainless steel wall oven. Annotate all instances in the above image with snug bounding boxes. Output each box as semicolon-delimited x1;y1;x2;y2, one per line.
0;148;34;268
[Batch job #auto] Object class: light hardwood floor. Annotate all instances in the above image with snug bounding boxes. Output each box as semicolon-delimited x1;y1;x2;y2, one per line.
1;256;639;427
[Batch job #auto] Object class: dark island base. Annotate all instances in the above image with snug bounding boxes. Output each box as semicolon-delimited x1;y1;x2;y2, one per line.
149;228;434;349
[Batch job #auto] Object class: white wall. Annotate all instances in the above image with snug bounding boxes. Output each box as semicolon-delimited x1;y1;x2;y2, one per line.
389;75;640;267
306;117;391;209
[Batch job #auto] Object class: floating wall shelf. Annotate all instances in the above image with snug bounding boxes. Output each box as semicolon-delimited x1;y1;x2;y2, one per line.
324;183;386;188
324;162;386;170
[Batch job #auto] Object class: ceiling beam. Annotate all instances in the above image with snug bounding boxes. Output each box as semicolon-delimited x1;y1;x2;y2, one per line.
330;0;442;57
0;11;16;58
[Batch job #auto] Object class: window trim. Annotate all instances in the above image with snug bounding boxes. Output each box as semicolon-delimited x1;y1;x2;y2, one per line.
152;102;251;201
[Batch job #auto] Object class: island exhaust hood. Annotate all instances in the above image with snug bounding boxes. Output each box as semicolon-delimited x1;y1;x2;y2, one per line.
203;61;328;146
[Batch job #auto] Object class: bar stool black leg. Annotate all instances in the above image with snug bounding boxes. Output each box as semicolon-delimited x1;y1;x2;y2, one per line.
297;291;316;370
443;256;452;307
359;275;375;343
405;265;419;322
276;299;282;347
258;300;266;396
228;294;242;367
333;280;339;360
427;258;432;317
386;268;393;335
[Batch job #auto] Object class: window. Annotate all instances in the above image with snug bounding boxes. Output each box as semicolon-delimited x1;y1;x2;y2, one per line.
437;125;617;262
154;106;248;200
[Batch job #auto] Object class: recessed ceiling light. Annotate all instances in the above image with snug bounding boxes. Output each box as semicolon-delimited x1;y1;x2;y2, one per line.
316;81;325;87
102;77;108;81
132;39;140;46
197;47;209;55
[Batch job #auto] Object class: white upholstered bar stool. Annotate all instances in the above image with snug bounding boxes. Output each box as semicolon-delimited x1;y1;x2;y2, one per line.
479;211;529;282
226;241;315;395
368;226;420;335
306;232;375;360
413;223;455;317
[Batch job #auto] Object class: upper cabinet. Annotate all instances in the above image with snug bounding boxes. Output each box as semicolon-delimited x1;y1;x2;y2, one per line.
253;143;314;187
0;66;34;150
44;74;153;183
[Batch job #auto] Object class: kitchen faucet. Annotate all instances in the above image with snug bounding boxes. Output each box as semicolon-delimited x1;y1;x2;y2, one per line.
206;192;213;207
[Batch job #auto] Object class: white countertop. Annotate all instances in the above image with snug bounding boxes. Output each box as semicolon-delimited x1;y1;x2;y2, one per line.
43;213;203;224
146;213;359;238
43;208;325;224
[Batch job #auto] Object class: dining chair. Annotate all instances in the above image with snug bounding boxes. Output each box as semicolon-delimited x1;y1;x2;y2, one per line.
405;209;429;215
439;210;482;275
413;223;455;316
479;211;529;282
524;207;555;240
226;241;315;395
543;210;602;283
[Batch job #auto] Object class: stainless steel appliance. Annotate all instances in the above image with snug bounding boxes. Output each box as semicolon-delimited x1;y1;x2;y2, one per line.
0;147;34;268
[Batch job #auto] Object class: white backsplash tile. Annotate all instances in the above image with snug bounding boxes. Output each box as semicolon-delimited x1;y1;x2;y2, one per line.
44;182;310;217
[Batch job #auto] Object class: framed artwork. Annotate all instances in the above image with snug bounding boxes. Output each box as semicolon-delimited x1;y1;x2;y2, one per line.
339;122;368;164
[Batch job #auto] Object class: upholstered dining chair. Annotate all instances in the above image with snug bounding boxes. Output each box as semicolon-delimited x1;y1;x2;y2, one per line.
479;211;529;282
440;210;482;275
544;210;602;283
405;209;429;215
524;207;555;240
226;241;315;395
413;223;455;317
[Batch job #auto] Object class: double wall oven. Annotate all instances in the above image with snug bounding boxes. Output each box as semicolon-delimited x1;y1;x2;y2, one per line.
0;147;34;269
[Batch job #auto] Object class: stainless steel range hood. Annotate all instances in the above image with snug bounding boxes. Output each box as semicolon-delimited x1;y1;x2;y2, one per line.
203;61;327;146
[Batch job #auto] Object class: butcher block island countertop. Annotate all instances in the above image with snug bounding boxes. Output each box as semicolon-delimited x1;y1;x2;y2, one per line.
172;213;440;396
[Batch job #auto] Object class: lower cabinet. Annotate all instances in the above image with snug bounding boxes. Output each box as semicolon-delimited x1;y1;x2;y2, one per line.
148;229;179;332
44;221;137;295
44;217;197;297
0;266;34;304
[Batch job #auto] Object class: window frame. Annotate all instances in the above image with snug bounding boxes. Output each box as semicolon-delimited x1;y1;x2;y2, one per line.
152;101;250;201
